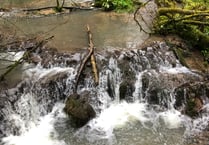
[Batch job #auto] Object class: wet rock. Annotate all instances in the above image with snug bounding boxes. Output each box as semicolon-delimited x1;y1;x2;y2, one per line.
174;81;209;118
107;73;115;99
185;95;203;117
117;54;136;101
119;80;135;102
64;93;96;128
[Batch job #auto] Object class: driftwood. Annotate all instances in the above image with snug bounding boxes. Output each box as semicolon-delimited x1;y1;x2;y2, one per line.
86;25;99;85
22;6;94;12
74;25;99;93
23;6;93;12
0;36;54;81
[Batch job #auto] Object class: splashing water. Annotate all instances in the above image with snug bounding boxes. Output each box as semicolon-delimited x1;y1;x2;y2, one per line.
1;43;209;145
2;103;66;145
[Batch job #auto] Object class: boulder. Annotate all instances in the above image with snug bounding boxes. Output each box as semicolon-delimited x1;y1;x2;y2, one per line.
64;93;96;127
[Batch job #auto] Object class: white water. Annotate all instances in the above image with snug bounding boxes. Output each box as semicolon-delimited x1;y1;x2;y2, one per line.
1;53;209;145
2;101;185;145
2;103;66;145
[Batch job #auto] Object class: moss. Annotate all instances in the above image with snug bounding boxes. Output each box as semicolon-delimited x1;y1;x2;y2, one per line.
186;98;198;117
94;0;134;12
154;0;209;59
172;47;189;67
155;0;176;7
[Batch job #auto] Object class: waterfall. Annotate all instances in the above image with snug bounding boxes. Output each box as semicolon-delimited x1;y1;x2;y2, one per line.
1;41;209;145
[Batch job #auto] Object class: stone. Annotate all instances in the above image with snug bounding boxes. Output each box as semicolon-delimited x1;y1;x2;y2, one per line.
119;80;135;102
64;93;96;127
174;82;209;118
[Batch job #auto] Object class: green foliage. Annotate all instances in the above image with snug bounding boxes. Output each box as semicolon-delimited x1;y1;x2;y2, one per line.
186;98;198;117
95;0;134;12
201;48;209;62
154;0;209;59
183;0;209;10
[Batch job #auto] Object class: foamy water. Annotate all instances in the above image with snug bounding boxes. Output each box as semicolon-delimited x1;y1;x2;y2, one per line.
2;99;186;145
2;103;66;145
1;51;209;145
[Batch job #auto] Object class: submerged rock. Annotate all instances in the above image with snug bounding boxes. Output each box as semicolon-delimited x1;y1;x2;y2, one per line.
64;93;96;127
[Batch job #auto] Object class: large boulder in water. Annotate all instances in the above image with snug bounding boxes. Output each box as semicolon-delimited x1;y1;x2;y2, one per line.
63;93;96;127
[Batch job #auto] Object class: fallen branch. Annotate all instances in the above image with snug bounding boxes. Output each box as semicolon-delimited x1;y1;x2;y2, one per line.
0;58;23;81
86;24;99;85
22;6;55;11
74;40;93;93
74;25;99;93
22;6;94;12
0;36;54;81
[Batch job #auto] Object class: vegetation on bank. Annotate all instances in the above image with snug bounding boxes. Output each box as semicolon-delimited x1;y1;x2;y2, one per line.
94;0;140;12
154;0;209;62
94;0;209;63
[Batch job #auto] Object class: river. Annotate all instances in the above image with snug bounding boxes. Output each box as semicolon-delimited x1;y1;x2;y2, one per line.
0;1;209;145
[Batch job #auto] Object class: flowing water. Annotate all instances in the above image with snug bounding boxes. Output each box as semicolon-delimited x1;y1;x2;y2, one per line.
1;42;209;145
0;10;148;52
0;1;209;145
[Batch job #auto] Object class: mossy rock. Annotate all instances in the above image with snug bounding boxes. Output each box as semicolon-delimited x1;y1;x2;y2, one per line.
64;93;96;127
172;47;191;67
174;82;209;118
185;96;203;118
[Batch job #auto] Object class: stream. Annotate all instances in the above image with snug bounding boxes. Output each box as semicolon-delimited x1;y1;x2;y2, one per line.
1;42;209;145
0;11;148;52
0;0;209;145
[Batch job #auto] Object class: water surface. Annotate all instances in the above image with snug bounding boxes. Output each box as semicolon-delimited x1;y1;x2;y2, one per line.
0;11;148;52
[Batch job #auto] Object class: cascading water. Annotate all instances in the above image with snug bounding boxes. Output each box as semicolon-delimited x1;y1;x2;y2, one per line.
1;41;209;145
